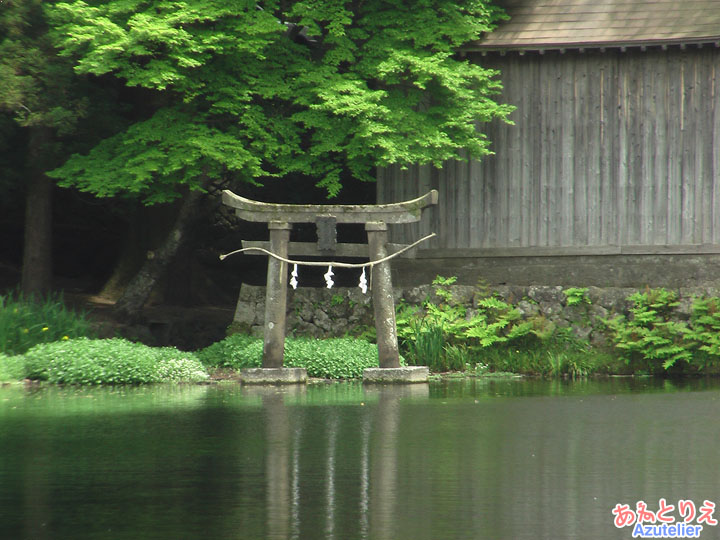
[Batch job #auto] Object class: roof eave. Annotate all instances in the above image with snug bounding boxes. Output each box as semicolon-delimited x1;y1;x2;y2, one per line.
464;36;720;54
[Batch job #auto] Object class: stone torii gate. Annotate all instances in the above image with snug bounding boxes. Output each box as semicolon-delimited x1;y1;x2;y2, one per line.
221;189;438;383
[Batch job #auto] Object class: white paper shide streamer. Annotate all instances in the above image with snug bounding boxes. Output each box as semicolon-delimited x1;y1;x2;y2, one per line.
359;268;368;294
323;265;335;289
290;264;299;290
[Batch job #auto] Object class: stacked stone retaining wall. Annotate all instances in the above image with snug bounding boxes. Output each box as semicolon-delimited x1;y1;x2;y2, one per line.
230;283;720;344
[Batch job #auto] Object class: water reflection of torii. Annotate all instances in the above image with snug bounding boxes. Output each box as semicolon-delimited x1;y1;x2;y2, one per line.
220;190;437;383
247;384;429;540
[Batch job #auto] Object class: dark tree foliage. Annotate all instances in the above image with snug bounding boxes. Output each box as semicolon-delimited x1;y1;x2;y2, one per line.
0;0;114;293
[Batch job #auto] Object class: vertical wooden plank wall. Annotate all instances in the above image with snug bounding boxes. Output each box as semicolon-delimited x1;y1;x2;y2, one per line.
379;47;720;251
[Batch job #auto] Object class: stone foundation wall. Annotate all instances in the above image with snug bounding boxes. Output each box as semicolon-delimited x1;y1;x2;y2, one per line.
230;283;720;343
390;254;720;289
231;284;376;338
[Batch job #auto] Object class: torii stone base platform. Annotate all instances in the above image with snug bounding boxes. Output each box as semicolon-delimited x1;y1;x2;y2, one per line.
362;366;429;384
240;368;308;385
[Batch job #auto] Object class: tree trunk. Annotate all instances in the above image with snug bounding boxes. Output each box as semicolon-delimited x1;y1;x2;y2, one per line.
21;128;53;296
97;204;144;302
114;185;208;321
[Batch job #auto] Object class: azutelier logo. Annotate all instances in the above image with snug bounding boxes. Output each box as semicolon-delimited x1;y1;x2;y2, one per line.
612;499;717;538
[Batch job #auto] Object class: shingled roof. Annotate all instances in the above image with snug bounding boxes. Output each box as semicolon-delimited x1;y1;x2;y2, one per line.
471;0;720;51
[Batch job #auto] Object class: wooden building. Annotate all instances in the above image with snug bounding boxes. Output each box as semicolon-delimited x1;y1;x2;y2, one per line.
379;0;720;288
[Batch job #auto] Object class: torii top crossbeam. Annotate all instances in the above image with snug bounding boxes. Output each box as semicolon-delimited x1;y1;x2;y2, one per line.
221;189;438;224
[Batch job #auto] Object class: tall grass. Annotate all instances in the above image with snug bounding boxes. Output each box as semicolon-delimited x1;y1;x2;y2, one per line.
403;319;445;370
0;291;95;355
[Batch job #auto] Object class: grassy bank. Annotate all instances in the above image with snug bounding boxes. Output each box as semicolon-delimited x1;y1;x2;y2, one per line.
4;284;720;385
0;289;387;383
0;292;208;385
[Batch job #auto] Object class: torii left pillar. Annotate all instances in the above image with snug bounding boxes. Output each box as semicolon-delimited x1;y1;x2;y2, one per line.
263;222;291;368
242;221;308;384
366;222;400;368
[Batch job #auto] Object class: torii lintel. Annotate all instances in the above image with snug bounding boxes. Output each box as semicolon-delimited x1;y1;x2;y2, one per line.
221;189;438;224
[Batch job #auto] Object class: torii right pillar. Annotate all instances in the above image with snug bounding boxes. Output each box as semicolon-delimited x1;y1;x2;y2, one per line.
363;222;429;383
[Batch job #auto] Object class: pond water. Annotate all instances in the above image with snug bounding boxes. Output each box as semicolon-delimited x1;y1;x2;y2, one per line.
2;377;720;540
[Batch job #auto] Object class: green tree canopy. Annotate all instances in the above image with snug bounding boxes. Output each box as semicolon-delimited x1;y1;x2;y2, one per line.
48;0;513;202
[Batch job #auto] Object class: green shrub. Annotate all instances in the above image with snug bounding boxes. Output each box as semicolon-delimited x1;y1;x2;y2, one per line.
686;297;720;370
201;336;262;371
603;288;691;372
0;353;26;382
599;289;720;374
0;291;95;355
563;287;590;306
396;276;554;372
195;333;258;367
283;338;383;379
197;335;386;379
24;338;208;385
